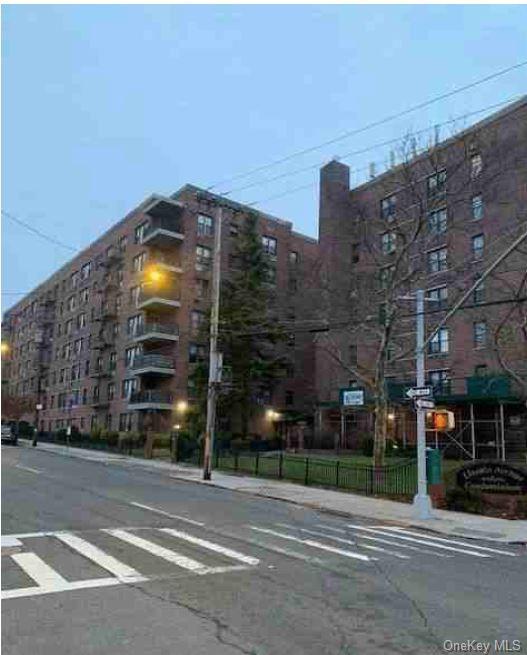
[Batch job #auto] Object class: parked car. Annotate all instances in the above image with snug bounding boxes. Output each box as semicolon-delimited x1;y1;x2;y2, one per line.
1;420;19;446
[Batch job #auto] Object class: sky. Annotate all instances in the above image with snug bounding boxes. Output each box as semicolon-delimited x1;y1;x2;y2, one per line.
2;4;527;312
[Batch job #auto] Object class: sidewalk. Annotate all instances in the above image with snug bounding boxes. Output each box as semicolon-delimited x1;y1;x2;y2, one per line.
21;440;527;544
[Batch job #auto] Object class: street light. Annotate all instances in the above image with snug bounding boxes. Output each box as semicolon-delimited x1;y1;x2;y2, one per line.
176;400;188;415
145;265;165;286
1;342;10;356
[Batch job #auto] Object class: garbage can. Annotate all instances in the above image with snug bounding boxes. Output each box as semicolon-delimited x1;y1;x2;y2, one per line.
426;448;442;485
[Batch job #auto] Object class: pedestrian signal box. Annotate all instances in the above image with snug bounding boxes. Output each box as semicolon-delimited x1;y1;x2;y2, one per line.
426;410;455;431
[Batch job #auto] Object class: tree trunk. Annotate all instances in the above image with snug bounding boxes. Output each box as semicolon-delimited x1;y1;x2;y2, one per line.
373;392;388;467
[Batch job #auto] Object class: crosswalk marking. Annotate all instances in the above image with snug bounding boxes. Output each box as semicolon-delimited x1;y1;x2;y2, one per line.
250;526;372;562
2;577;121;601
347;525;490;558
104;529;210;573
377;527;518;557
160;528;260;566
316;524;452;558
275;524;410;560
11;552;69;588
54;532;147;581
1;536;22;548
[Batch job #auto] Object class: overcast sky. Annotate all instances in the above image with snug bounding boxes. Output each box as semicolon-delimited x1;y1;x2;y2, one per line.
2;4;526;311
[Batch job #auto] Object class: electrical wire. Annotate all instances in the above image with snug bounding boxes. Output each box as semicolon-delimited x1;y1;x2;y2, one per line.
207;60;527;192
2;210;77;252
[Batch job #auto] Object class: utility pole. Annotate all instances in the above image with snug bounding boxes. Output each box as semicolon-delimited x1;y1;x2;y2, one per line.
203;206;223;480
413;289;433;520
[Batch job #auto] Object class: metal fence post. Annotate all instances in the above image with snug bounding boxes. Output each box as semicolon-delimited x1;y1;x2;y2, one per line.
304;457;309;486
279;452;283;479
335;460;340;488
235;452;239;472
215;449;219;469
255;451;259;476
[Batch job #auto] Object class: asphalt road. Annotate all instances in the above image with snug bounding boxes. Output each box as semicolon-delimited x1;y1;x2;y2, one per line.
2;444;526;655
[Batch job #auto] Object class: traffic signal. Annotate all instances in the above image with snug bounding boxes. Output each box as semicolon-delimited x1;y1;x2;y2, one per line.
426;410;455;431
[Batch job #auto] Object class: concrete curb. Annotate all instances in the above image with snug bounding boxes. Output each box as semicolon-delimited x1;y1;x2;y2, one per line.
20;440;527;544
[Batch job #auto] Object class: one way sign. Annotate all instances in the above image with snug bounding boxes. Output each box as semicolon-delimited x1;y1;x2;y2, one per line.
405;386;433;399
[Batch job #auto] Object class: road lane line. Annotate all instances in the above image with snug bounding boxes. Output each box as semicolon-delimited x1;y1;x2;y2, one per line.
104;529;209;572
376;527;518;556
14;464;41;474
315;524;451;557
275;523;410;560
11;552;69;588
249;526;371;562
54;532;147;581
130;502;204;527
160;528;259;566
347;525;490;557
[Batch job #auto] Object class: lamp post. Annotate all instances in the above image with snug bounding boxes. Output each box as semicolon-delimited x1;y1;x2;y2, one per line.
171;400;188;463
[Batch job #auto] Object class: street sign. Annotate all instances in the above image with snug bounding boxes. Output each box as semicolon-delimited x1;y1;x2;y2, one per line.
405;386;433;399
340;389;365;407
415;399;435;410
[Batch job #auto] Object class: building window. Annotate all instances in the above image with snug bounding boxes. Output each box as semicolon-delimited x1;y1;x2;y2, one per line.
67;295;76;312
428;208;447;235
122;378;138;399
427;170;447;199
134;221;148;244
474;321;487;348
428;369;450;394
77;313;86;330
81;288;89;304
379;265;395;289
125;346;141;367
196;278;209;299
349;344;358;366
265;267;277;286
93;385;99;402
130;286;141;308
119;413;132;431
132;252;147;273
84;360;90;375
262;236;277;257
197;214;214;237
381;194;397;221
429;327;449;355
82;388;88;405
351;242;360;264
107;382;115;401
472;234;484;261
80;262;92;280
109;352;117;371
196;245;212;271
288;277;298;293
473;277;485;304
470;154;483;179
289;251;299;265
119;235;128;251
65;319;73;335
190;310;206;334
471;195;484;220
127;314;143;336
427;247;448;274
229;222;239;237
189;343;206;363
71;271;80;289
427;286;448;310
285;390;294;406
381;231;396;255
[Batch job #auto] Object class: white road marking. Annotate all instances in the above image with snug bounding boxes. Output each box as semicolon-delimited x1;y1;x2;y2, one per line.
104;529;209;572
54;532;147;582
347;525;490;558
275;523;409;560
2;577;121;600
130;502;204;527
1;536;22;548
377;527;518;557
250;526;372;562
11;552;68;588
14;465;41;474
160;528;260;566
316;524;451;558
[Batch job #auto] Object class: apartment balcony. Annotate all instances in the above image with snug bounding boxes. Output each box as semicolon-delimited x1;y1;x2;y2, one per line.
128;390;174;411
137;287;181;313
91;336;113;350
129;354;175;377
89;367;115;379
133;322;179;345
92;399;110;409
93;306;118;322
142;197;185;248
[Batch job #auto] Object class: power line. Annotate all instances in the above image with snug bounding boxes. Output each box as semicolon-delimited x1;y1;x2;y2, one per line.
207;60;527;192
225;96;523;198
2;210;77;253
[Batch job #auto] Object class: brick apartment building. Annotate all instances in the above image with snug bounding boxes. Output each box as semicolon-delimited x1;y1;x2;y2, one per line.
314;96;527;460
1;185;318;438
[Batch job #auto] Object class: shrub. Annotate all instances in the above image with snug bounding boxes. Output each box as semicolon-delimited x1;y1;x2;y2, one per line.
90;427;102;441
106;431;119;447
446;487;484;514
360;436;374;457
